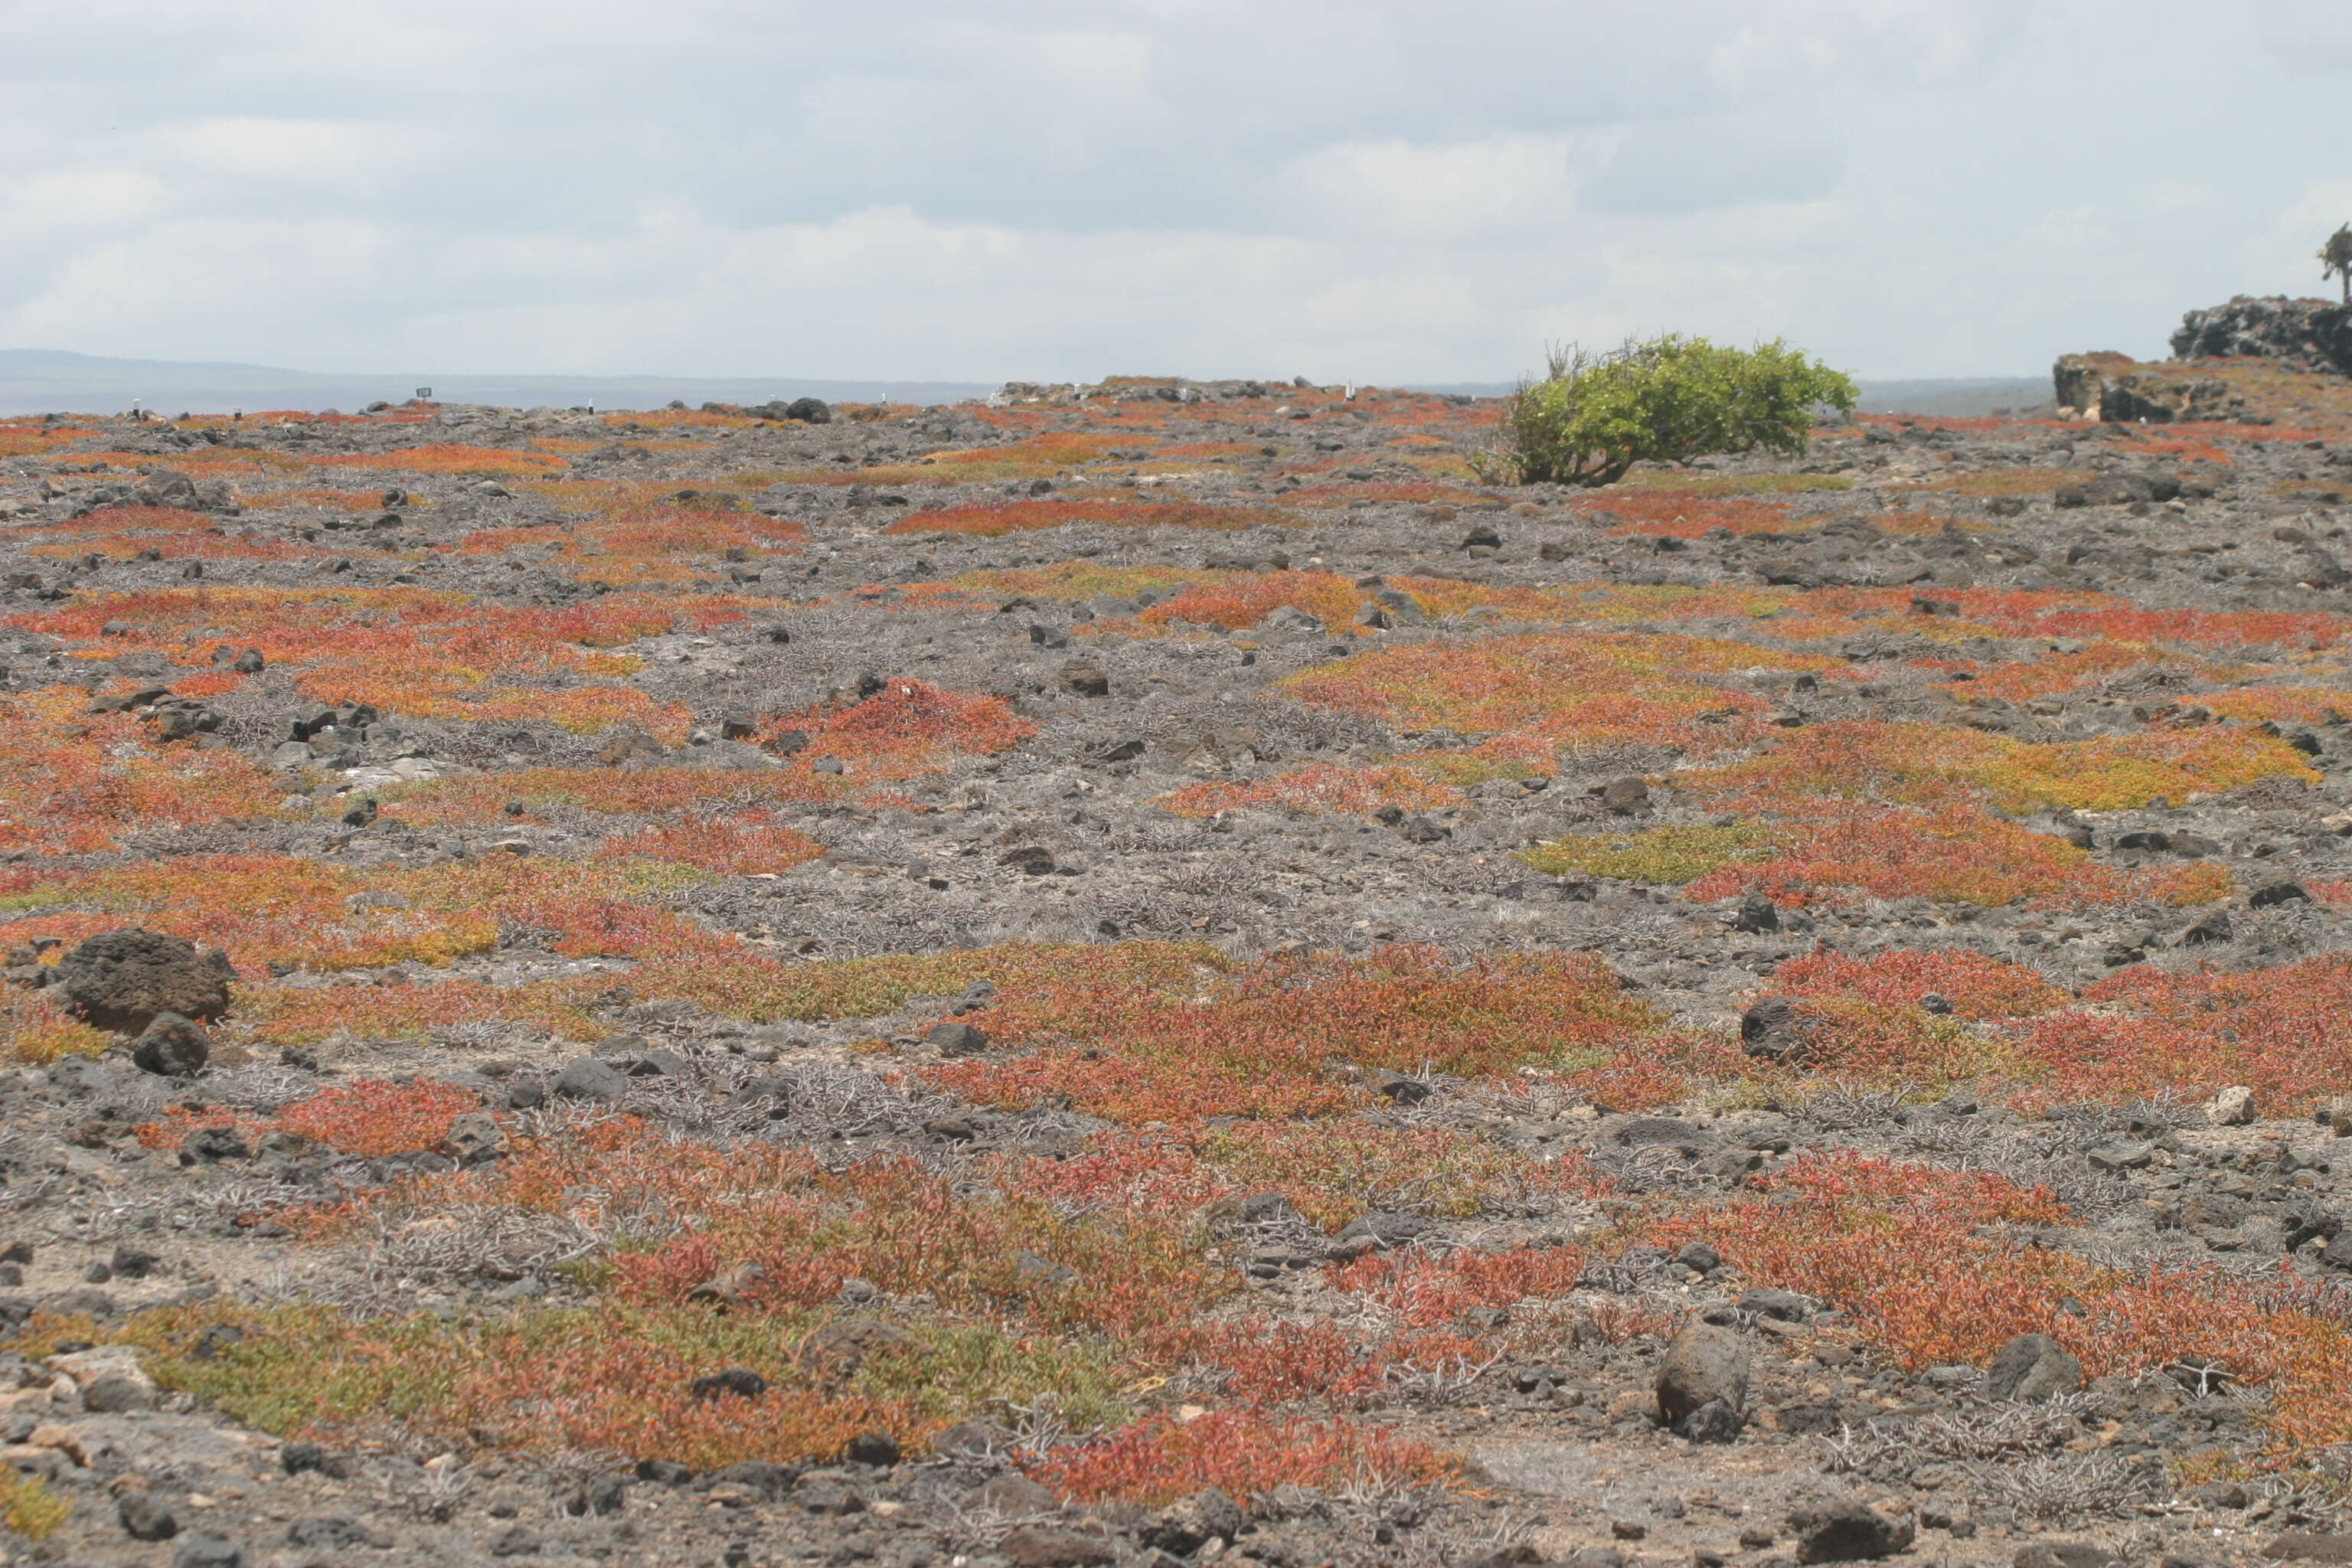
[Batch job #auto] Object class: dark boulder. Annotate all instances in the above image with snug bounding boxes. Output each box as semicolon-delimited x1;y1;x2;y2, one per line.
136;469;201;508
54;929;234;1034
1984;1332;2081;1401
689;1367;769;1403
1599;776;1649;814
926;1021;989;1056
1740;995;1812;1061
2171;295;2352;373
1144;1489;1244;1556
999;1526;1116;1568
1788;1498;1915;1563
119;1491;180;1540
131;1012;209;1077
1656;1321;1748;1430
550;1057;627;1100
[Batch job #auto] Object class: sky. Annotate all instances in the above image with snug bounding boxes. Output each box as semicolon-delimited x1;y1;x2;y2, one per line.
5;0;2352;386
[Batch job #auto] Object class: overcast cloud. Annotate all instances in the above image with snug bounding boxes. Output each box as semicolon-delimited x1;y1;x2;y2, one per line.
4;0;2350;384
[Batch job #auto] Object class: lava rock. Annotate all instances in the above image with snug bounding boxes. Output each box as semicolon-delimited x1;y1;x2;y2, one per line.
690;1367;769;1403
131;1011;209;1077
962;1475;1050;1518
109;1244;161;1279
281;1441;350;1478
119;1490;180;1540
791;1468;865;1515
1740;995;1812;1061
53;929;235;1034
843;1430;900;1467
439;1112;505;1165
2012;1544;2123;1568
1677;1397;1743;1443
2205;1085;2258;1126
1332;1211;1432;1254
697;1460;796;1501
797;1317;914;1374
1599;776;1650;815
488;1523;541;1557
183;1125;250;1162
933;1419;1014;1459
285;1514;391;1550
1656;1321;1749;1429
1984;1332;2082;1402
171;1536;248;1568
1740;1287;1815;1321
1788;1498;1916;1563
1145;1488;1245;1556
2180;909;2235;946
1060;661;1111;697
926;1020;989;1056
563;1476;628;1517
550;1057;628;1101
999;1526;1116;1568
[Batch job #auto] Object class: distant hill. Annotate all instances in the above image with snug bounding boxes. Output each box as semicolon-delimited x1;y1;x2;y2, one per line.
0;351;2054;420
0;350;996;416
1406;377;2053;417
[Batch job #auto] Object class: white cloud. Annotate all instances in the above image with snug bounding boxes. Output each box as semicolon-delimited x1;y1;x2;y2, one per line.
166;117;405;182
5;170;165;227
1277;136;1607;241
0;0;2347;381
2250;181;2352;297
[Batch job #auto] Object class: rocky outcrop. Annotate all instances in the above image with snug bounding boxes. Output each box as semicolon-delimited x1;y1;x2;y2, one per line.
2052;353;2237;424
2171;295;2352;371
2053;351;2133;417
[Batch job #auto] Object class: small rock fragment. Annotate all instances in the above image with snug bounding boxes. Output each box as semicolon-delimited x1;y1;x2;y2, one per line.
119;1490;180;1540
171;1535;247;1568
1060;661;1110;697
999;1525;1116;1568
2206;1084;2257;1126
1145;1488;1245;1556
1788;1498;1915;1563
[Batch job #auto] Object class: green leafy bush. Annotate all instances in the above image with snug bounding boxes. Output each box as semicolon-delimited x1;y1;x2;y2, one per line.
1485;336;1857;487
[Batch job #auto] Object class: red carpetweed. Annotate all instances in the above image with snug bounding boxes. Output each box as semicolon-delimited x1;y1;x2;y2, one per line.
1025;1408;1453;1506
929;945;1660;1123
761;678;1034;776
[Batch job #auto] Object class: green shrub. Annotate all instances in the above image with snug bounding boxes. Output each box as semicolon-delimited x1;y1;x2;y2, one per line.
1484;336;1856;487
